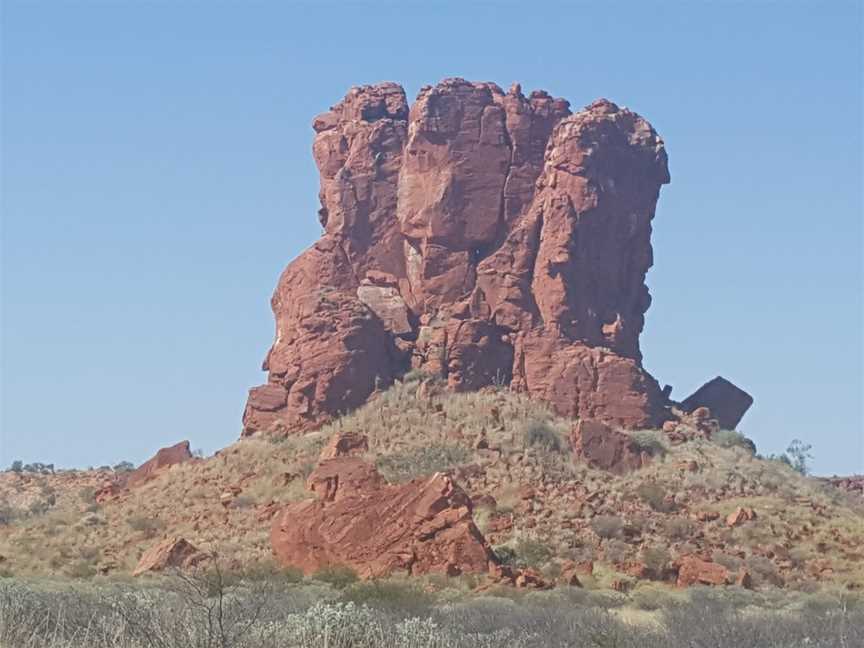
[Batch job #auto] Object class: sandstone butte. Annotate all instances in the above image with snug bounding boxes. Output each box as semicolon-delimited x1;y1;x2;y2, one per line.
241;78;753;438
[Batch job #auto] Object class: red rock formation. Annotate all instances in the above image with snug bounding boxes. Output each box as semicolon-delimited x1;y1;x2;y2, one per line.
675;555;729;587
243;78;679;435
570;419;648;474
319;431;369;460
726;506;757;527
681;377;753;430
94;480;124;503
132;537;208;576
127;441;192;488
270;446;494;578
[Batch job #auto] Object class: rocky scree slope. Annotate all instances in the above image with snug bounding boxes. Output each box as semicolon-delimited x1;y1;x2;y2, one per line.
1;379;861;591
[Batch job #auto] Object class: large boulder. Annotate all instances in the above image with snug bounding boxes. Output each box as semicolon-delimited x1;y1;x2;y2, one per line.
570;419;648;474
271;448;494;578
133;537;208;576
681;376;753;430
675;555;729;587
127;441;192;488
243;78;678;436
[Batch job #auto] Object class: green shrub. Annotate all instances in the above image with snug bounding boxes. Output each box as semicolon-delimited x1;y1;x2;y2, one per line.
341;580;434;612
0;506;16;525
782;439;813;475
636;482;673;512
604;540;629;564
514;538;554;569
745;556;784;587
126;515;165;537
522;421;563;453
66;561;97;579
239;560;303;584
492;538;553;569
312;565;359;589
630;584;680;611
663;517;694;541
78;486;97;503
630;431;667;457
493;545;518;565
590;515;624;539
641;546;671;577
401;368;439;384
712;429;756;454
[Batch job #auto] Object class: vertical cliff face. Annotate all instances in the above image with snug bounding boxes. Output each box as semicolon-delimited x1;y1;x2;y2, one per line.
243;79;672;436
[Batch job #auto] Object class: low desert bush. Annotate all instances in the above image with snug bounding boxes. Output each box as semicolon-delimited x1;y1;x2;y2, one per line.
630;430;667;457
376;444;471;482
663;517;695;541
522;421;564;453
66;560;97;579
745;555;784;587
311;565;359;589
641;546;671;577
493;544;518;565
0;506;18;526
603;539;629;564
636;481;673;512
401;367;438;384
126;515;165;537
712;429;756;453
341;579;435;613
509;537;554;569
0;578;862;648
590;515;624;539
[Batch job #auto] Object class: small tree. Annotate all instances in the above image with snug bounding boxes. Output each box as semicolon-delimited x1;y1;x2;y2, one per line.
785;439;813;476
9;461;22;473
767;439;813;475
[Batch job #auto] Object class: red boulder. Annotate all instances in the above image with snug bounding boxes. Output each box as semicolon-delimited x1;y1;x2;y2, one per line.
127;441;192;488
271;447;494;578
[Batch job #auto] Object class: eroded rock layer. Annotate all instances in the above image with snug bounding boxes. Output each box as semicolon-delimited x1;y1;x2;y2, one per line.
271;455;494;578
243;79;673;435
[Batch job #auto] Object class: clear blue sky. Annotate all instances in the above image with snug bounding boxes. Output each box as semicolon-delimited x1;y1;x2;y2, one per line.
1;1;861;476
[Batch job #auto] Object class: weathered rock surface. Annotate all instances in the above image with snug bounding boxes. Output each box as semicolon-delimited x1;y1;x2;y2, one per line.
271;440;494;577
570;419;648;474
675;555;729;587
243;78;747;436
680;377;753;430
132;537;208;576
127;441;192;488
318;431;369;460
726;506;757;527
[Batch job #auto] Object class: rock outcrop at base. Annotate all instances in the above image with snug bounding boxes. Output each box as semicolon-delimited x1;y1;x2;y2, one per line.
127;441;193;488
680;377;754;430
133;537;208;576
270;451;494;578
243;78;751;436
570;419;649;474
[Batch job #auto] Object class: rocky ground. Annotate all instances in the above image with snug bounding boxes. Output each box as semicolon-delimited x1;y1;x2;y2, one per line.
1;374;861;595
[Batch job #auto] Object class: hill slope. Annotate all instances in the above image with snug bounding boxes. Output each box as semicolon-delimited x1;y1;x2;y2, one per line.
1;375;861;592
